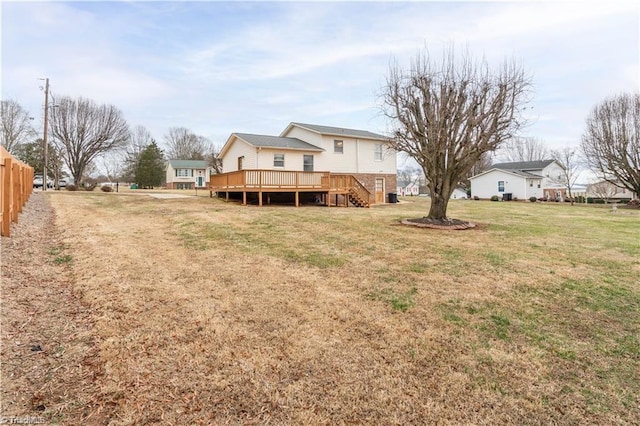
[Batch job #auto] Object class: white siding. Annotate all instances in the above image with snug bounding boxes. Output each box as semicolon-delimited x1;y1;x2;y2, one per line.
282;126;396;174
222;137;257;172
471;170;528;199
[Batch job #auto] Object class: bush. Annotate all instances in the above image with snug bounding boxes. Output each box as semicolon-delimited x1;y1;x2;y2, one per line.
85;183;97;191
473;196;479;200
101;185;113;192
529;196;537;202
490;195;499;202
66;184;78;191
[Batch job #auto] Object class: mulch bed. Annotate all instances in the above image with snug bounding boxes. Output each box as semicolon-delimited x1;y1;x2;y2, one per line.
1;192;102;424
400;217;477;230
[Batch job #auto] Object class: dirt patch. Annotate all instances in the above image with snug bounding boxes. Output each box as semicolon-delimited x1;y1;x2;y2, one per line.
0;193;102;423
401;217;477;230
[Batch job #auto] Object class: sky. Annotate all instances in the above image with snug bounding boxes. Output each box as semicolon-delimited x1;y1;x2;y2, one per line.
1;0;639;170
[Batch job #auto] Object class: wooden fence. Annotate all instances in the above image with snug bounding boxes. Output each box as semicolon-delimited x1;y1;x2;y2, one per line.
1;146;34;237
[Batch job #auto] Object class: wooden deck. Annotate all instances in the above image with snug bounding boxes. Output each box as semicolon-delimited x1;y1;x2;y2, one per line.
209;170;373;207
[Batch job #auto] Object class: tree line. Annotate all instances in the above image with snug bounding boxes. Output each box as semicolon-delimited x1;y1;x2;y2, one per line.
0;96;223;189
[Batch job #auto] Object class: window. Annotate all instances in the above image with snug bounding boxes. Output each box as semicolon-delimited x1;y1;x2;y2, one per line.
334;140;344;153
175;169;192;177
274;153;285;168
303;155;314;172
238;156;244;170
374;144;383;161
529;180;533;187
498;181;505;192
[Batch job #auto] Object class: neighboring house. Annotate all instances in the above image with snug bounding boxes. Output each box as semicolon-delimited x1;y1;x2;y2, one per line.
166;160;212;189
451;188;468;199
213;122;397;206
469;160;566;200
396;179;420;196
587;180;637;202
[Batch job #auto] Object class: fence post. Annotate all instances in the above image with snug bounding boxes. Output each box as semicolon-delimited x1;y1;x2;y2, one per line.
2;156;13;236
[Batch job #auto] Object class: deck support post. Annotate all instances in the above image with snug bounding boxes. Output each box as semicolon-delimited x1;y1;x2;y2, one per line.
295;191;299;207
259;191;263;206
242;191;247;205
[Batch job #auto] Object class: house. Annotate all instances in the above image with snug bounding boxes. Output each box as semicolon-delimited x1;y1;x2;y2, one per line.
166;160;212;189
586;180;637;202
469;160;566;200
212;122;397;207
450;188;468;199
396;179;420;196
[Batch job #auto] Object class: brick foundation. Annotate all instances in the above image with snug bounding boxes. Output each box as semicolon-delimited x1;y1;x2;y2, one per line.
351;173;398;203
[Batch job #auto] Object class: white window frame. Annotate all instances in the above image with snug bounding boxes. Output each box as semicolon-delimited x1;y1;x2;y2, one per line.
498;181;505;193
175;168;192;177
274;153;285;168
374;144;383;161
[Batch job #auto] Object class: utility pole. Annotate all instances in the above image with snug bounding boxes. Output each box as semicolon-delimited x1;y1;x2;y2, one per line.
41;78;50;191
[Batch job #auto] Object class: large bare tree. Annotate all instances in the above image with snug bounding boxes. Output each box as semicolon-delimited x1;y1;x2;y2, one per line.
163;127;210;160
50;96;130;186
381;48;531;221
581;93;640;197
1;99;35;154
551;147;581;205
497;136;549;162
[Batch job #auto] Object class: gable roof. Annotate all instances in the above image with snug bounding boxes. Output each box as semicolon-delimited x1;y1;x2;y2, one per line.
468;167;543;180
234;133;324;151
282;122;388;141
168;159;209;169
490;160;557;171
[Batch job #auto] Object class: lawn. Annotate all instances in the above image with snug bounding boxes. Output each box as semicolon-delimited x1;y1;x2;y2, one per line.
43;192;640;424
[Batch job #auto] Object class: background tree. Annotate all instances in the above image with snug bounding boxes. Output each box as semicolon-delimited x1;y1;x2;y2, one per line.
381;48;531;222
203;143;224;174
581;92;640;197
50;96;130;186
15;138;64;182
1;99;35;154
164;127;210;160
496;136;549;162
551;147;581;205
122;125;154;181
589;181;619;203
135;141;165;188
463;152;494;190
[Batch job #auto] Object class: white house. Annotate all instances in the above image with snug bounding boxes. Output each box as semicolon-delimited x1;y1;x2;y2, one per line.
451;188;468;199
166;160;211;189
469;160;566;200
216;122;397;205
587;180;637;202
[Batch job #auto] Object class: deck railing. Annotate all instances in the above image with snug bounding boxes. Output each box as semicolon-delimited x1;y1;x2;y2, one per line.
210;169;330;190
209;169;373;205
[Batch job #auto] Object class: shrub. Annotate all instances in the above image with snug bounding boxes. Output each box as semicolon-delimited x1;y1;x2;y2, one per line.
473;196;479;200
66;184;78;191
85;183;97;191
101;185;113;192
490;195;499;202
529;196;537;202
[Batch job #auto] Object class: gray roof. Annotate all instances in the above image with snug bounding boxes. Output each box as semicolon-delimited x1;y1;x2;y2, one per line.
491;160;556;171
168;159;209;169
235;133;324;151
288;122;387;140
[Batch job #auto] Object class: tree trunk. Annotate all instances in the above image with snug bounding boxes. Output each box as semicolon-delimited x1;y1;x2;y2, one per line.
427;194;450;220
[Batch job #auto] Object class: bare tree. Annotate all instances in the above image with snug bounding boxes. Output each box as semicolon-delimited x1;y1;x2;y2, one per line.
497;136;549;162
203;143;224;174
464;151;494;189
381;47;531;221
589;181;619;203
1;99;35;154
164;127;210;160
50;96;130;186
581;92;640;198
551;147;581;205
121;125;155;181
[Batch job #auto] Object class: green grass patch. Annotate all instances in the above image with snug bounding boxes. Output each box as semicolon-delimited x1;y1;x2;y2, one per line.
367;286;417;312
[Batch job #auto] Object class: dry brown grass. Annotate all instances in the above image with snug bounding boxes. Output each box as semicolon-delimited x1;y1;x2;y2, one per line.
6;191;640;424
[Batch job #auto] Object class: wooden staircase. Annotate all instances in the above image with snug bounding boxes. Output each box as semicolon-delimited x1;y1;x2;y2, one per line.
348;187;370;207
